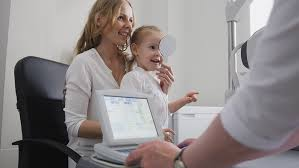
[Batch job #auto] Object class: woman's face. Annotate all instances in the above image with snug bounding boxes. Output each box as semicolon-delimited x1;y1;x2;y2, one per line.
102;1;134;46
133;31;164;71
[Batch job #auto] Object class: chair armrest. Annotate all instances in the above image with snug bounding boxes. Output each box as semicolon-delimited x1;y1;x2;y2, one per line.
12;139;81;163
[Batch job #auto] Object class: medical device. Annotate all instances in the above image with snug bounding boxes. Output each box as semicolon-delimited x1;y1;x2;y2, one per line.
93;89;163;164
225;0;254;101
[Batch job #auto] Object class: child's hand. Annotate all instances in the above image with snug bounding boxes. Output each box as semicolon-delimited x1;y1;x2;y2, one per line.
185;91;199;103
163;128;175;143
157;64;174;94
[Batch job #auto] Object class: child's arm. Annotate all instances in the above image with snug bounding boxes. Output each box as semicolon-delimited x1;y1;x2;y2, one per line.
168;91;198;113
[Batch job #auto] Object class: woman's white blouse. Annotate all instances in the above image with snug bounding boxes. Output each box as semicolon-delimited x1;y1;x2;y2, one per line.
64;48;119;156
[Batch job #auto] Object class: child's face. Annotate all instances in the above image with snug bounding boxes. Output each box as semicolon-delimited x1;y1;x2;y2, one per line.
134;31;164;71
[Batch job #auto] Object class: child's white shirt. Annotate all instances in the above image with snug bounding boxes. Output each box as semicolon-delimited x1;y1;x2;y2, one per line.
120;66;169;129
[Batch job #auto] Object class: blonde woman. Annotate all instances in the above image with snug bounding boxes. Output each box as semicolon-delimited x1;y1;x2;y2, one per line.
63;0;174;167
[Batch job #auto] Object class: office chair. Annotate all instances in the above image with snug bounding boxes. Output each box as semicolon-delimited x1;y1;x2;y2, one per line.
12;56;81;168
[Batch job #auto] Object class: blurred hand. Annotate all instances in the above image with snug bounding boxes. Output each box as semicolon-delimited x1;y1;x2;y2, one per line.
163;128;175;143
126;140;180;168
185;91;199;103
156;64;174;94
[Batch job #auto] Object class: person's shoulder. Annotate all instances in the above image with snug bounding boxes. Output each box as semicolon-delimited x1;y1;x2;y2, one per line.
72;49;96;64
133;67;148;75
121;69;144;90
124;67;146;79
67;49;97;75
125;70;138;77
69;49;97;69
121;71;137;84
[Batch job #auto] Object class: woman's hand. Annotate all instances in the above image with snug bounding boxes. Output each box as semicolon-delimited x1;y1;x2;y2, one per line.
157;64;174;94
163;128;175;143
184;91;199;103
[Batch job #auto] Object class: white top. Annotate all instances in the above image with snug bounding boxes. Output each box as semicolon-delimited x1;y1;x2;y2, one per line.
120;66;169;129
64;48;119;156
221;0;299;150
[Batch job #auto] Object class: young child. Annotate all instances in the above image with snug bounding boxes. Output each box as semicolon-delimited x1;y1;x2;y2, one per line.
120;25;198;142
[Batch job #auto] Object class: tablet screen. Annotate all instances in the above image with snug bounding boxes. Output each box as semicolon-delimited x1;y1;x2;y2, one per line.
104;95;158;140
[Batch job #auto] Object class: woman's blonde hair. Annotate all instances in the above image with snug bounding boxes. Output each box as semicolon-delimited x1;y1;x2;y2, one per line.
76;0;134;55
128;25;162;71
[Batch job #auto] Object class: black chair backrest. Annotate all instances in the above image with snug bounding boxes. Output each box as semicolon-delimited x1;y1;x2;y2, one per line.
14;56;69;168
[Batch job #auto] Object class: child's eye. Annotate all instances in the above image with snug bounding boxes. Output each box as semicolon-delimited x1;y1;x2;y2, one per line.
149;45;157;50
117;16;124;21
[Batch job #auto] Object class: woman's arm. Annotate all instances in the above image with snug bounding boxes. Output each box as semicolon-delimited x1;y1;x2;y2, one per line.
64;57;102;139
78;120;102;139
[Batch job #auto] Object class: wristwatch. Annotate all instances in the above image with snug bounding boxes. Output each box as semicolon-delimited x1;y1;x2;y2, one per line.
174;148;187;168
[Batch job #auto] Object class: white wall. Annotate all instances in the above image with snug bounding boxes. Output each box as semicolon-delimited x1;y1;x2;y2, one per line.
0;0;11;144
0;0;12;167
167;0;186;102
131;0;168;31
168;0;240;106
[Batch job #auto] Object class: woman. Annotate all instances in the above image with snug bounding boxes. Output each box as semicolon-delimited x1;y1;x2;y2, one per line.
63;0;174;167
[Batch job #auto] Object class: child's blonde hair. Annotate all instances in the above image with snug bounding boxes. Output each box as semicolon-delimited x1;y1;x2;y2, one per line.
76;0;135;55
128;25;162;70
